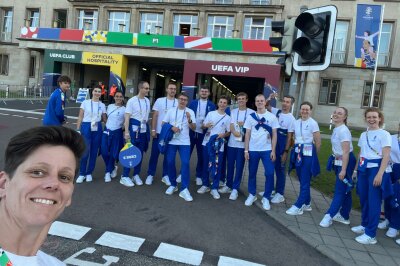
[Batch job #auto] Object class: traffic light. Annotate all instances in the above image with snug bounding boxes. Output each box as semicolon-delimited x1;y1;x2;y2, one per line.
270;18;296;53
292;5;337;71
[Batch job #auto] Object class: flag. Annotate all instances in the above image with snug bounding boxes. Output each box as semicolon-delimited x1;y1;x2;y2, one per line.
354;4;382;69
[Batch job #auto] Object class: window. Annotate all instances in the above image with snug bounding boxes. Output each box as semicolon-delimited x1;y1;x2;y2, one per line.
0;54;9;75
207;15;234;38
140;13;163;34
108;11;130;32
377;23;392;67
1;8;13;42
173;14;198;36
78;10;98;30
214;0;233;4
243;16;271;40
29;56;36;78
331;21;349;64
180;0;198;3
27;9;40;27
251;0;271;4
362;82;385;108
318;79;340;105
54;9;67;28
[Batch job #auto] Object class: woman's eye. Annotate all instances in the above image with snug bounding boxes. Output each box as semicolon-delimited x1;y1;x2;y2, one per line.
31;170;45;177
59;175;73;183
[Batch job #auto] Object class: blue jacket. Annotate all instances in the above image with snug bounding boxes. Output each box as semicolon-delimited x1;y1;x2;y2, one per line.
158;123;174;154
189;99;216;136
43;88;66;125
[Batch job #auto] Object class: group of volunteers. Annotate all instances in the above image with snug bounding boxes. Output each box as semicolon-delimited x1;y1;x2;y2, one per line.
43;75;400;246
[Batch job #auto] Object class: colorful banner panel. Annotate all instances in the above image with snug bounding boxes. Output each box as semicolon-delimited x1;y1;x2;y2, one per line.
354;4;382;69
20;27;38;38
83;30;108;43
212;38;243;52
60;29;84;41
137;34;175;48
107;32;133;45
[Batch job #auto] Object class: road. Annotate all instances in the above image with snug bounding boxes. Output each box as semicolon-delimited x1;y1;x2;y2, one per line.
0;100;337;265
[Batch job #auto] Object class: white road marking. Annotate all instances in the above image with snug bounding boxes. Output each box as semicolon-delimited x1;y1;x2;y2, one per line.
48;221;91;240
95;231;145;252
153;243;204;266
218;256;265;266
0;113;9;115
0;107;78;119
11;114;23;117
25;116;39;119
64;247;119;266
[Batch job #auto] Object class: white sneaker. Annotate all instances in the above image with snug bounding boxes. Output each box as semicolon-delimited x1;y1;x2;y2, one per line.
219;180;225;187
145;175;153;185
133;175;143;186
111;166;118;178
386;227;399;238
396;239;400;245
120;176;134;187
302;204;312;211
319;214;333;228
218;186;232;194
271;193;285;204
378;219;389;229
76;175;85;183
258;191;264;197
229;189;238;201
165;186;178;195
86;174;93;182
333;214;350;225
351;225;365;234
245;194;257;206
355;233;377;245
210;189;220;199
176;175;182;183
286;205;303;216
197;186;210;194
261;198;271;211
179;189;193;202
104;173;111;183
196;177;202;186
161;176;171;186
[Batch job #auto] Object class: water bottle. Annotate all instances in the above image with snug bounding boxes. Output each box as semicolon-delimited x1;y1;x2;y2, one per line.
214;139;219;151
343;178;353;194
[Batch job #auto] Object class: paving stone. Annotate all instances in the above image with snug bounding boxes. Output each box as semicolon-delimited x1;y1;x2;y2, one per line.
364;244;389;256
307;232;323;244
348;249;376;264
391;256;400;266
370;253;397;266
321;235;344;247
335;228;355;240
385;247;400;259
342;238;367;252
329;246;352;259
296;215;315;225
298;222;319;234
318;227;339;237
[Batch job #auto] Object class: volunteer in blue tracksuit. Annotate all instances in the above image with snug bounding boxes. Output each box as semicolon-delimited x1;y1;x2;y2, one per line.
163;93;196;201
146;82;177;186
76;86;106;183
120;81;151;187
351;107;392;245
267;94;295;204
189;85;216;186
286;101;321;216
377;122;400;240
244;94;279;211
101;91;125;183
43;75;71;126
218;92;254;200
320;107;356;228
197;96;230;200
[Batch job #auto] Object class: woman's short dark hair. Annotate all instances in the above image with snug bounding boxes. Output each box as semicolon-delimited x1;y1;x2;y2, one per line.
4;126;85;178
300;101;313;110
57;75;71;84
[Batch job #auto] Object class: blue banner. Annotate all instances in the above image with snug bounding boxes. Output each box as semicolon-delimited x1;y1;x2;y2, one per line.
354;4;382;69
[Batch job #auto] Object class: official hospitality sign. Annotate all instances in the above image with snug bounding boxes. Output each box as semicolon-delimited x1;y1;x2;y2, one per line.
354;4;382;69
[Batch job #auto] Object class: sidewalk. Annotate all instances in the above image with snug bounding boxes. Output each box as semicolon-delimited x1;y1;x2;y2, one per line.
241;173;400;266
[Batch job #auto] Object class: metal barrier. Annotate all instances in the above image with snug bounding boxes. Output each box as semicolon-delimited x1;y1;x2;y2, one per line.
0;85;56;105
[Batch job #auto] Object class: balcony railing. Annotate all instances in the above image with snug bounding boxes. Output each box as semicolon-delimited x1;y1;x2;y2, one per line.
377;52;390;67
214;0;233;4
331;51;345;64
180;0;198;3
0;32;12;42
251;0;271;5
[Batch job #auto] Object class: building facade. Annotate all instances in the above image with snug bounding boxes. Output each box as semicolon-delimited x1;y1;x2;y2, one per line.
0;0;399;130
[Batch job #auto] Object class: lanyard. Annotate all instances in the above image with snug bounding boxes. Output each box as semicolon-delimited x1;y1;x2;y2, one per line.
174;108;186;127
366;129;380;156
91;100;101;120
137;97;148;120
108;105;121;117
166;98;176;110
0;248;12;266
237;108;248;122
213;114;226;129
197;100;207;118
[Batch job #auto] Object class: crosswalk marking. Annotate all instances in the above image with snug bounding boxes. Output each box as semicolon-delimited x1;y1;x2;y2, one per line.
218;256;266;266
95;231;145;252
153;242;204;266
48;221;91;240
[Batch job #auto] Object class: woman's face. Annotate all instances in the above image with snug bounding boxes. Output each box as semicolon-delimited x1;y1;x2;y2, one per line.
332;108;346;124
114;93;124;105
365;111;381;129
0;145;76;228
92;88;101;100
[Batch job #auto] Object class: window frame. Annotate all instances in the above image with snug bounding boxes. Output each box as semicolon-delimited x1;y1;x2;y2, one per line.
140;12;164;34
377;21;393;67
108;11;131;32
77;9;98;30
29;56;36;78
0;54;9;76
172;13;198;36
331;20;350;65
318;78;341;106
206;15;234;38
1;8;13;42
27;8;40;27
361;81;385;109
243;16;272;40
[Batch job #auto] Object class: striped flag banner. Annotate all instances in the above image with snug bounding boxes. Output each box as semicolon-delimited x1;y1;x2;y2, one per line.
184;37;212;49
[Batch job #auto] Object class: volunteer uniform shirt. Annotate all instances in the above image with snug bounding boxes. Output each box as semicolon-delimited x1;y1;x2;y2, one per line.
163;107;196;146
244;111;279;152
390;134;400;164
5;250;65;266
152;97;178;134
292;117;319;144
125;96;151;132
195;99;209;134
358;129;391;167
43;88;66;126
331;124;353;155
201;111;231;151
80;100;106;123
228;108;255;149
105;104;125;130
271;107;295;132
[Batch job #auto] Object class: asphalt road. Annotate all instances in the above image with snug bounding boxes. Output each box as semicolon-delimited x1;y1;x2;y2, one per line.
0;100;337;265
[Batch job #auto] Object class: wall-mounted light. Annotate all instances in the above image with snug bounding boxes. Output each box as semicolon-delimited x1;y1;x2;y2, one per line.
118;23;126;32
142;68;147;71
193;27;200;36
232;29;240;38
155;25;162;35
24;19;31;27
146;24;152;34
